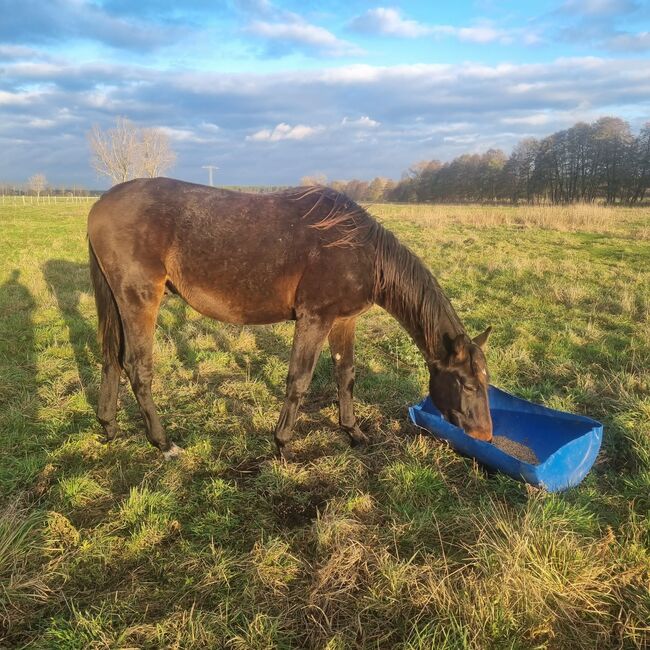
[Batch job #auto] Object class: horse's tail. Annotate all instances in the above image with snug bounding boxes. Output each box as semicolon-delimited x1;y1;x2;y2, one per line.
89;240;123;366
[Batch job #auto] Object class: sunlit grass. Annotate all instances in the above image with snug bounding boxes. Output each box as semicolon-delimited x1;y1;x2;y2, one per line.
0;200;648;647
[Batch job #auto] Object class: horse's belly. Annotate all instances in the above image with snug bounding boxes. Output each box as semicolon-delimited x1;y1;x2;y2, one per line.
169;275;297;325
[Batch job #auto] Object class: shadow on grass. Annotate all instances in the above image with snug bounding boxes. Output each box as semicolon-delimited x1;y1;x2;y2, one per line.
0;270;40;495
42;259;100;398
158;295;423;442
159;298;234;373
159;297;290;394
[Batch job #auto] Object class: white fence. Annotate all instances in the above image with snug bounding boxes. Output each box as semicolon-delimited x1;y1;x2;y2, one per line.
0;195;97;205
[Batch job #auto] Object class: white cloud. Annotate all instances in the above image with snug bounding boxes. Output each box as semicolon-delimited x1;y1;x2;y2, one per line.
607;31;650;51
246;122;324;142
158;126;213;143
443;134;479;144
321;64;387;84
349;8;432;38
457;25;510;44
199;122;221;134
0;89;44;106
0;44;47;59
501;114;552;126
28;117;56;128
241;0;363;57
349;8;537;45
3;62;62;78
248;21;361;56
341;116;380;128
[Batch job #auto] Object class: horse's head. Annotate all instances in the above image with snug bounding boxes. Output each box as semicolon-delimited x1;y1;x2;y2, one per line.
428;327;493;441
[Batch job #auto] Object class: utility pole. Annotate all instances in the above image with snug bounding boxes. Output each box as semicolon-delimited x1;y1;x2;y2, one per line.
202;165;219;186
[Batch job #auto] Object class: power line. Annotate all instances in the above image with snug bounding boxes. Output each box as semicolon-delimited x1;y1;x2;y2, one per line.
202;165;219;186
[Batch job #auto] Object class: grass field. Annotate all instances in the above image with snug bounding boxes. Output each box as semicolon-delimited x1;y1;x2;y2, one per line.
1;200;649;649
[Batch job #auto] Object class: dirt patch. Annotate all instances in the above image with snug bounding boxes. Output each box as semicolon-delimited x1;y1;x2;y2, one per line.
271;490;329;528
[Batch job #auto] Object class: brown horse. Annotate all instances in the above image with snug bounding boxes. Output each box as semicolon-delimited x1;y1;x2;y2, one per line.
88;178;492;459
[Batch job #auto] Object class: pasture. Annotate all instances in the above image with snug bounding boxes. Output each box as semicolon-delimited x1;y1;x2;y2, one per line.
1;200;648;649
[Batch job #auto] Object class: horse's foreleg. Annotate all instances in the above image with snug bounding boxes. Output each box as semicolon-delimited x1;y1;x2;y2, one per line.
275;314;333;459
328;317;368;447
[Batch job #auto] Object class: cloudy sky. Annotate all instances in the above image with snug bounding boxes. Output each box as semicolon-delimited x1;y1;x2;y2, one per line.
1;0;649;188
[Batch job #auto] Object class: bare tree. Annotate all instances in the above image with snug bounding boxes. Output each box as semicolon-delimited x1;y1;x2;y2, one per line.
88;117;176;186
140;128;176;178
28;173;47;197
89;117;139;186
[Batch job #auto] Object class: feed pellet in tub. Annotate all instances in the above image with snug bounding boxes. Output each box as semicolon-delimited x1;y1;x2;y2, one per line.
492;436;539;464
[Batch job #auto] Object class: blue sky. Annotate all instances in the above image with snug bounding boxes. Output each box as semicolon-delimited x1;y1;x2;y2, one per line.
1;0;649;187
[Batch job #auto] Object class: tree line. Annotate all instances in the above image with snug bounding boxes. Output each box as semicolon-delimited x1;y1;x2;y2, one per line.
328;117;650;205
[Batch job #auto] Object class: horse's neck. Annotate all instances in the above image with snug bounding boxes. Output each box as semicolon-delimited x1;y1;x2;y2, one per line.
380;289;464;364
372;229;465;364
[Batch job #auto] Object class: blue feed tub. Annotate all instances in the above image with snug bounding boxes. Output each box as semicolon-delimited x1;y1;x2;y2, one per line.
409;385;603;492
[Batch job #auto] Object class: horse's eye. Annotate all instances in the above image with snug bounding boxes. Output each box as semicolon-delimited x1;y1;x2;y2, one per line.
462;383;475;393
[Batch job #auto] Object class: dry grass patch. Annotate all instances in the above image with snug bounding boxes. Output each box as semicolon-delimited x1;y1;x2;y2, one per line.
370;202;649;237
0;506;56;635
250;537;303;595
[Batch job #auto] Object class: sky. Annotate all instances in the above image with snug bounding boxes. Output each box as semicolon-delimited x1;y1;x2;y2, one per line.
1;0;650;188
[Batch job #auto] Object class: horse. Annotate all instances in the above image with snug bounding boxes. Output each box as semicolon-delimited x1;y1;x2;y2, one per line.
87;178;493;460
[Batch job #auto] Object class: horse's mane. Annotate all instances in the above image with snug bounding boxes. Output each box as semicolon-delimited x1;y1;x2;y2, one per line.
288;185;464;353
372;225;464;353
286;185;377;248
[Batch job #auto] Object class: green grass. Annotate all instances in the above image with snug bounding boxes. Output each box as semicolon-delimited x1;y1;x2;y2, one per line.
0;201;648;648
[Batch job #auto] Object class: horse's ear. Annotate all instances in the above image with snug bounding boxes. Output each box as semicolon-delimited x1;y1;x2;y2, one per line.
443;333;469;362
473;326;492;350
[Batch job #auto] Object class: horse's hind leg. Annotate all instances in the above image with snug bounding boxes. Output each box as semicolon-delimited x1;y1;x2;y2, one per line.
115;277;180;458
328;317;368;447
275;313;333;459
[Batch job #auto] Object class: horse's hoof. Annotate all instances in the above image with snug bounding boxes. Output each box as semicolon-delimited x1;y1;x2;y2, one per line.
277;445;295;463
99;424;120;444
162;443;183;461
346;426;369;448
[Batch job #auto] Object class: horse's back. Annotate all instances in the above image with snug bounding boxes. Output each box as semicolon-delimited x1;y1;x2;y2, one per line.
88;178;375;324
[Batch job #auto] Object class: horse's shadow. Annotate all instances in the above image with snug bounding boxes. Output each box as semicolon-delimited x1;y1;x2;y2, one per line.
0;270;39;500
42;260;100;401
